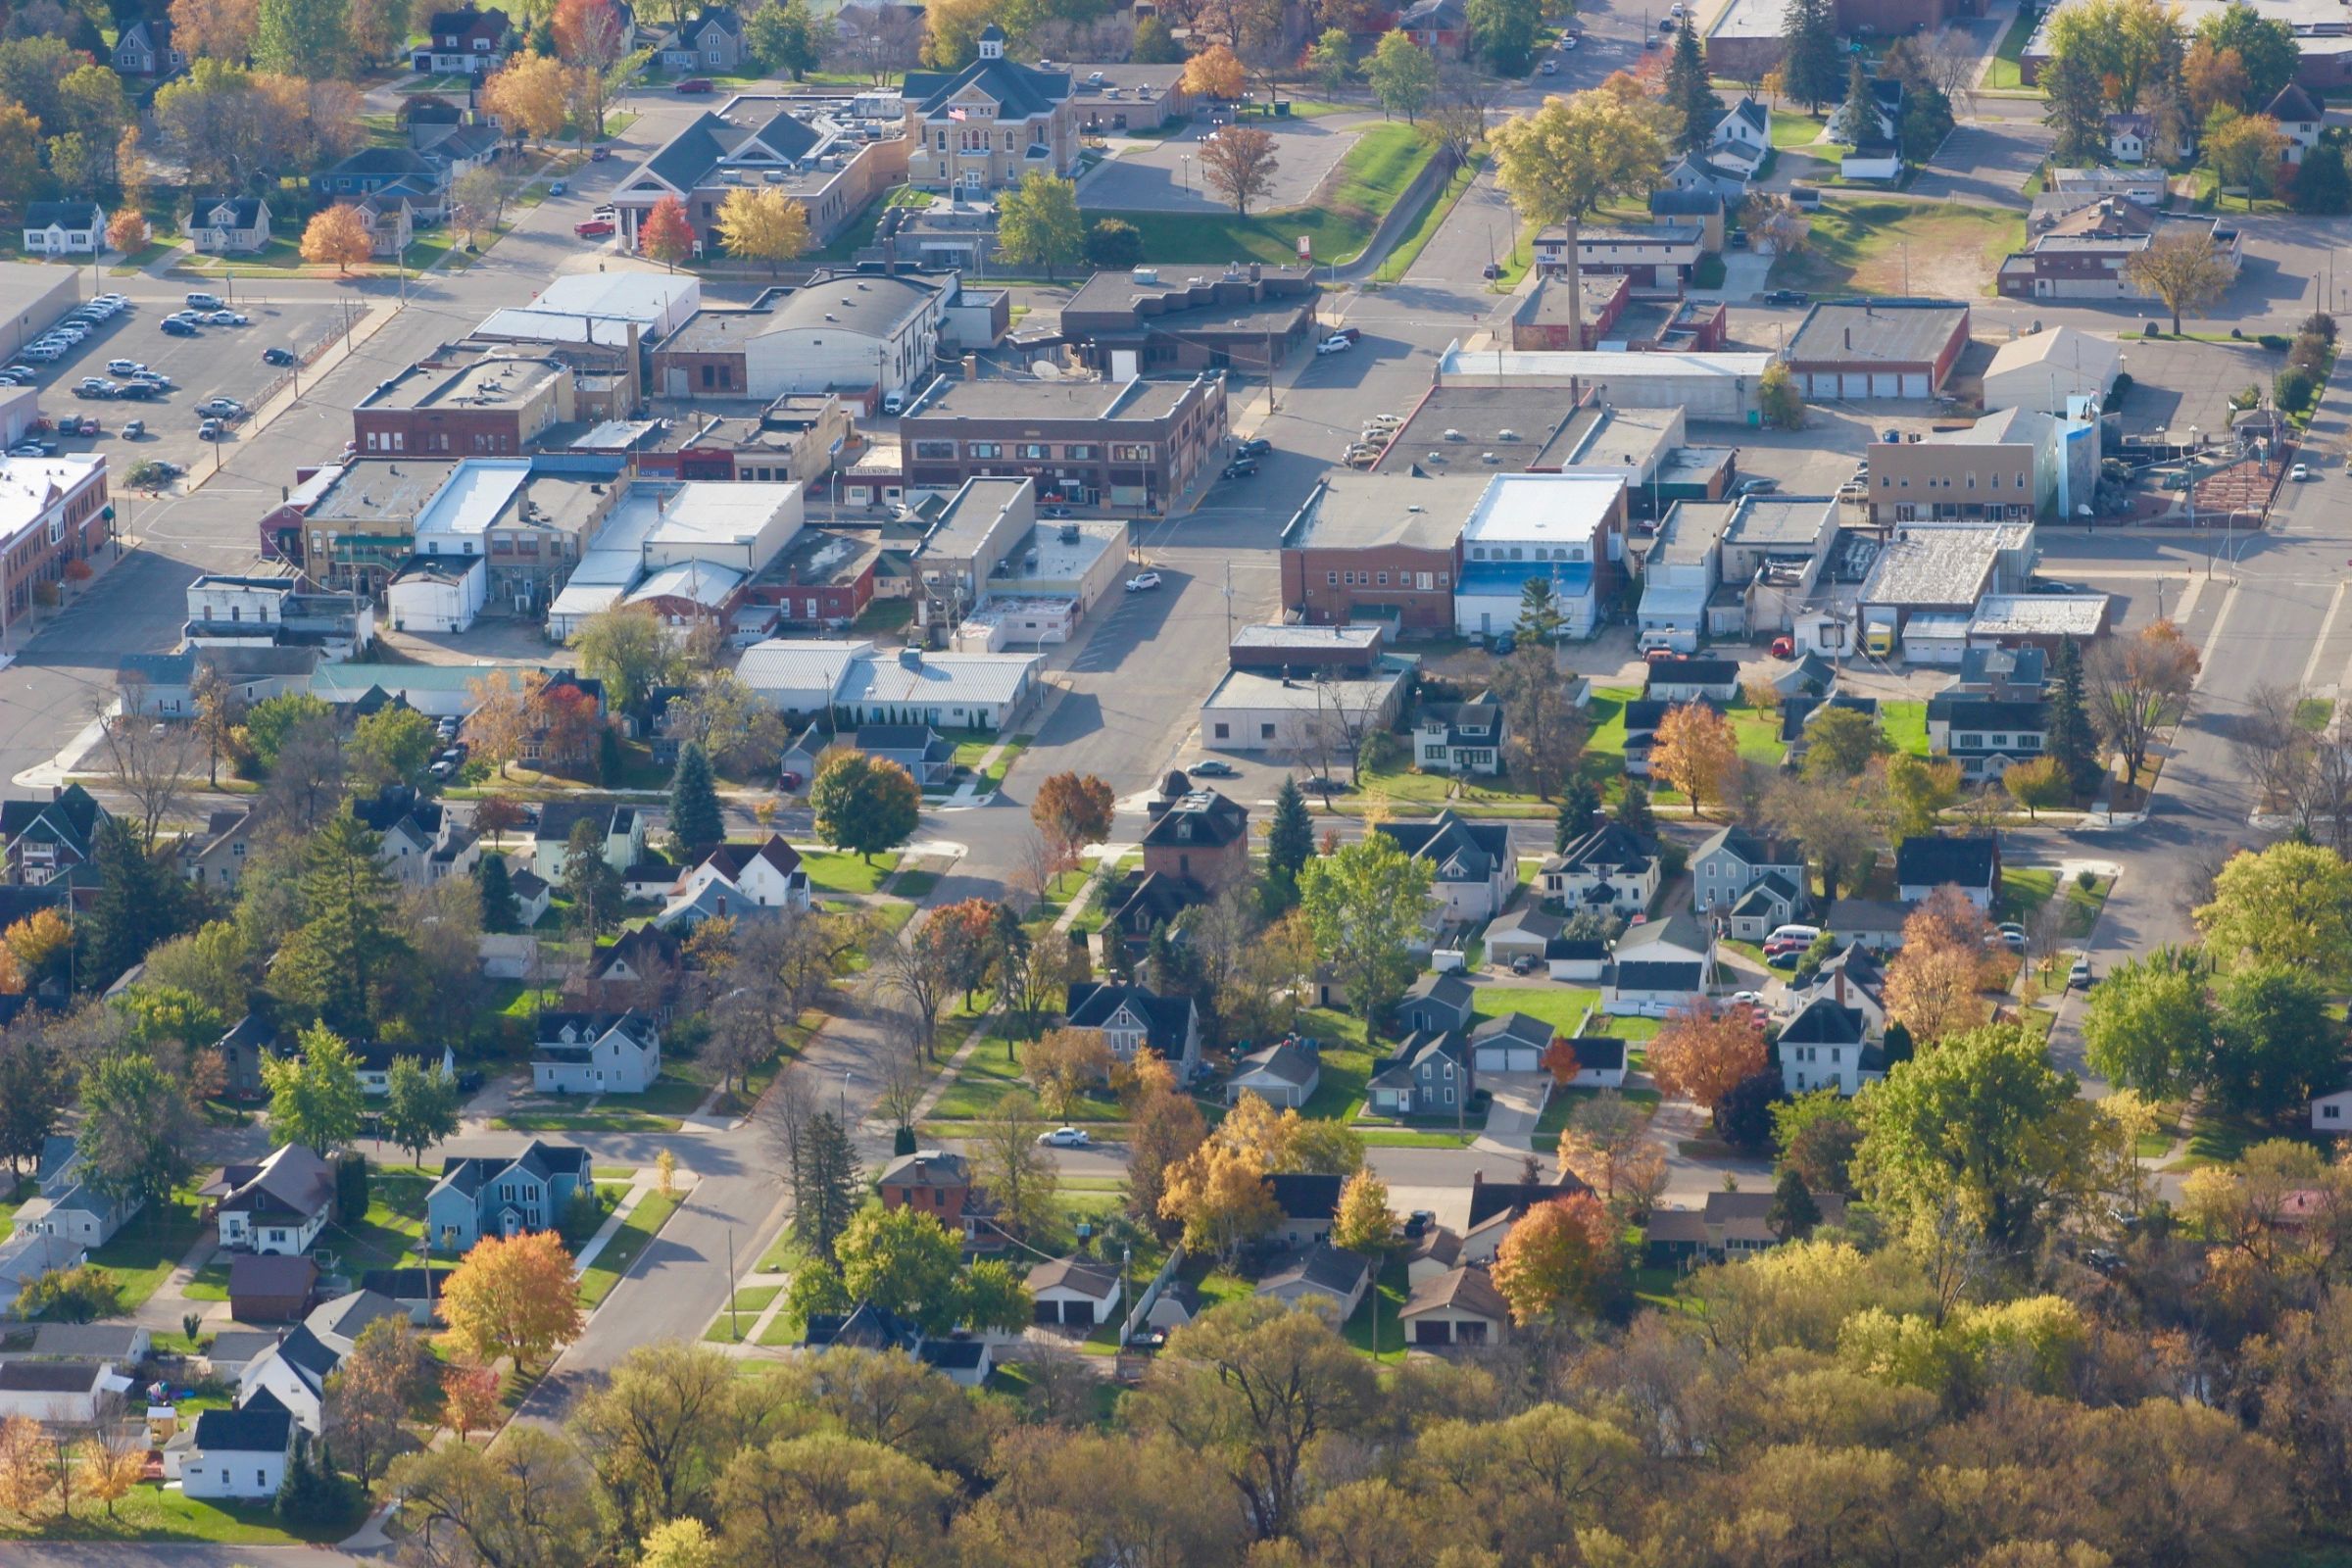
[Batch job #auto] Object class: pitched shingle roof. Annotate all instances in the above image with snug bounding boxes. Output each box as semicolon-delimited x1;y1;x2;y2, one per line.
1376;810;1508;884
1894;833;1997;888
1065;981;1193;1055
192;1402;293;1454
903;54;1071;121
1266;1172;1345;1221
1399;1262;1508;1321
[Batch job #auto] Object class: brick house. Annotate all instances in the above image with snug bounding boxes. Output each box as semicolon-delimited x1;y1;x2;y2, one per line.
1277;472;1487;632
877;1149;1001;1250
1140;784;1250;891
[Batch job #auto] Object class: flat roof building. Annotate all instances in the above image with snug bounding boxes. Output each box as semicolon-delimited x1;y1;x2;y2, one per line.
1786;300;1972;401
1436;343;1771;423
1279;472;1491;632
901;371;1228;514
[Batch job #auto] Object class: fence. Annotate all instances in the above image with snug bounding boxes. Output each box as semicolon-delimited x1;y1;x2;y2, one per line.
1116;1244;1186;1348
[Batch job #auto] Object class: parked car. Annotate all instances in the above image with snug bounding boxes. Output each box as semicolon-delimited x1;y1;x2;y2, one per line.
160;318;197;337
185;291;225;309
1037;1126;1094;1148
1561;32;1578;47
1235;436;1272;457
1189;760;1238;777
58;416;98;436
1763;288;1809;306
105;359;143;377
674;76;715;92
777;768;805;793
590;145;612;161
1729;990;1765;1007
1482;262;1503;278
196;397;245;417
1125;570;1163;591
1770;635;1794;658
115;381;156;401
1539;59;1557;73
1221;459;1258;479
5;443;46;458
121;418;144;439
1997;921;2028;950
205;310;248;326
2293;462;2313;481
1316;334;1352;355
262;347;296;367
73;379;117;399
2069;956;2094;988
574;218;614;237
198;419;226;440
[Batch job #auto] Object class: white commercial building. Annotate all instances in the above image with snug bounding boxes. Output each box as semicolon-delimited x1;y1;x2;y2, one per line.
736;639;1042;730
547;481;802;637
737;273;948;404
502;273;703;340
1200;667;1407;753
386;555;488;634
1436;343;1773;423
1981;327;2123;416
1452;472;1624;641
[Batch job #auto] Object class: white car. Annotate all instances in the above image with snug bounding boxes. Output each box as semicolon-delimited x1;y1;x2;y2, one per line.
1729;990;1765;1007
206;311;248;326
1037;1126;1095;1148
2069;956;2093;988
1317;335;1352;355
105;359;143;376
1561;33;1579;47
2292;462;2312;480
1125;570;1163;592
1540;59;1557;73
196;397;245;417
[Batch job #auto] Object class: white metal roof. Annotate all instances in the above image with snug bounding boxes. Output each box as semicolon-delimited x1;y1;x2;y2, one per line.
413;459;530;539
1461;472;1624;545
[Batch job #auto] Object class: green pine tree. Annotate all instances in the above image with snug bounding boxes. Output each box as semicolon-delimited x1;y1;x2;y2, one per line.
1767;1168;1823;1240
85;814;182;986
1554;778;1602;851
1782;0;1843;113
796;1110;863;1264
475;855;521;935
561;820;624;939
2049;636;2101;795
1267;778;1314;885
1665;17;1723;154
668;742;725;858
1615;781;1656;839
273;808;409;1038
1514;577;1565;643
1838;54;1873;143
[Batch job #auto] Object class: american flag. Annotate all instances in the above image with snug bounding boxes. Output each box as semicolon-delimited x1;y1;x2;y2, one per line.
947;106;967;121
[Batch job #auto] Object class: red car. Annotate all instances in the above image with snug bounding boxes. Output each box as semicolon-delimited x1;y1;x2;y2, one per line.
574;218;615;238
591;146;612;161
674;77;714;92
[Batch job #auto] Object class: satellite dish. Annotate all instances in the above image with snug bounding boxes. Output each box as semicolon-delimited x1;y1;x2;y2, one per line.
1031;360;1063;379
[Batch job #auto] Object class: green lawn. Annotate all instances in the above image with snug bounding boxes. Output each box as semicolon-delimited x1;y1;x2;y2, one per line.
1373;148;1486;286
579;1190;681;1310
804;850;903;894
703;1283;782;1341
1537;1080;1663;1138
1767;199;2025;298
1771;109;1830;149
1353;758;1543;808
1996;868;2113;939
1087;122;1442;268
1986;4;2038;91
0;1486;367;1545
983;734;1035;791
493;1071;691;1134
893;868;941;900
2297;698;2335;732
1881;700;1930;757
1343;1253;1410;1363
1472;988;1600;1035
1296;1007;1380;1122
318;1166;437;1273
0;1176;27;1243
85;1201;205;1314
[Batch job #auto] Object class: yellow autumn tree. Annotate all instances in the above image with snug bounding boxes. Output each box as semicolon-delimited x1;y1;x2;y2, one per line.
300;204;373;273
1157;1138;1280;1262
482;50;570;148
713;185;810;277
1650;701;1742;816
1183;42;1246;100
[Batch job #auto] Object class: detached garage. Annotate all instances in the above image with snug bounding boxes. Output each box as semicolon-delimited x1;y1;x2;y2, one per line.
1028;1256;1123;1329
1398;1264;1511;1347
1470;1012;1552;1073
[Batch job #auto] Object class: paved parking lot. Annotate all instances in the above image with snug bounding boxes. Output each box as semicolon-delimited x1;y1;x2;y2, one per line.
13;297;347;474
1907;122;2054;205
1077;118;1363;215
2108;336;2278;441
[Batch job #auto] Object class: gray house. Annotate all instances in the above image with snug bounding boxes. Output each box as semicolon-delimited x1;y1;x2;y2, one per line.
1690;825;1807;919
18;1136;142;1249
851;724;956;788
662;6;744;69
532;1010;661;1095
188;196;272;256
1396;971;1475;1035
1367;1028;1471;1118
1064;981;1200;1076
425;1141;592;1255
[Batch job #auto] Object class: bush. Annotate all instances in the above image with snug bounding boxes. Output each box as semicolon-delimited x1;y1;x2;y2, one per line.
2258;332;2292;351
893;1125;919;1156
2304;311;2338;345
2278;364;2320;416
2102;371;2132;412
20;1264;120;1322
1659;841;1690;878
1359;730;1406;772
559;1184;614;1248
2076;867;2097;892
276;1433;360;1525
1084;218;1143;270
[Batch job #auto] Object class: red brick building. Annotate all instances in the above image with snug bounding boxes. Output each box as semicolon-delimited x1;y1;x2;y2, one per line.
1277;472;1488;632
1140;785;1250;891
744;526;880;629
0;456;113;641
1785;300;1971;401
353;354;574;458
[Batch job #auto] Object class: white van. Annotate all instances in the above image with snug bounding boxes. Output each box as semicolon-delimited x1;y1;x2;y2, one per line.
1765;923;1823;949
184;291;225;310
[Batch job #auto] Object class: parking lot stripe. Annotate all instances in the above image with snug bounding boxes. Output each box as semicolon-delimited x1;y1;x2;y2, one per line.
2299;579;2348;693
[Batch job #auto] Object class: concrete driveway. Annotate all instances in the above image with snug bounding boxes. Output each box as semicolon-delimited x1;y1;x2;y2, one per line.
1479;1071;1553;1152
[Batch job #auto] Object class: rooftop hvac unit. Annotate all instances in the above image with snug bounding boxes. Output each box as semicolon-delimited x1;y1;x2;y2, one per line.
1443;428;1464;441
1497;428;1519;440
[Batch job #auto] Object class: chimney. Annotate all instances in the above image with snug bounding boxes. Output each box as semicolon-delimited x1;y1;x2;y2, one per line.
962;354;977;380
1843;326;1852;351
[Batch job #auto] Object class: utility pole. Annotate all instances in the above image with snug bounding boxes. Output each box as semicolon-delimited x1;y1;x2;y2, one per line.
727;1228;738;1340
1222;557;1234;644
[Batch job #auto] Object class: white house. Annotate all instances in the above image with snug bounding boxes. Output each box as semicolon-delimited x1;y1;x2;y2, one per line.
2316;1084;2352;1134
1452;473;1624;642
1605;959;1710;1016
531;803;645;880
683;836;811;909
177;1397;296;1500
2105;113;2152;165
1413;694;1505;775
19;1136;141;1249
0;1360;130;1423
1556;1035;1627;1088
1709;97;1770;178
1541;824;1660;917
1646;657;1742;704
21;201;106;256
1374;811;1514;925
1398;1263;1511;1347
1893;833;1999;908
239;1291;408;1434
1777;998;1885;1096
207;1144;337;1255
2267;84;2323;165
533;1010;662;1095
353;1042;455;1097
1027;1255;1123;1328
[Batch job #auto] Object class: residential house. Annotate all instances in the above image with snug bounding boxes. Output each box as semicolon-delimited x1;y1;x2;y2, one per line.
1367;1028;1472;1118
1997;197;2239;301
510;866;552;926
681;836;810;909
1541;824;1661;917
1484;906;1569;967
26;1324;149;1362
1469;1012;1553;1074
802;1302;998;1386
21;201;105;257
1413;693;1505;775
655;865;785;931
181;807;258;890
113;17;185;75
850;724;956;788
2269;84;2324;165
413;7;513;74
1620;908;1716;968
1622;696;1705;779
1543;937;1610;982
1690;826;1808;919
1558;1036;1628;1088
21;1136;141;1249
1396;972;1476;1036
187;196;272;256
878;1150;995;1248
0;784;105;888
0;1234;81;1317
1460;1170;1592;1264
359;1266;455;1325
532;1011;661;1095
1827;896;1912;953
1605;958;1711;1016
1396;0;1470;56
1804;942;1891;1035
214;1013;280;1100
206;1144;337;1255
349;195;415;261
0;1361;130;1424
1027;1256;1122;1328
1140;784;1251;892
1721;870;1805;942
1649;1190;1852;1263
178;1397;295;1501
198;1331;278;1381
227;1254;318;1324
2105;113;2153;165
354;785;478;887
1894;833;2001;907
1265;1172;1344;1249
902;24;1079;193
1710;97;1771;178
1406;1225;1464;1286
1375;810;1514;924
313;148;449;206
239;1291;409;1433
1228;1040;1320;1110
1399;1263;1510;1346
660;7;743;69
1144;1280;1204;1335
1927;695;2050;782
1257;1244;1373;1317
532;803;646;880
575;925;687;1014
352;1042;454;1097
2316;1084;2352;1134
425;1141;593;1253
1778;998;1886;1095
1064;981;1201;1076
1645;658;1742;703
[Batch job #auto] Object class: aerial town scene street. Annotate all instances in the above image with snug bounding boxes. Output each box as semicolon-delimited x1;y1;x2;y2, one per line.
1;0;2351;1557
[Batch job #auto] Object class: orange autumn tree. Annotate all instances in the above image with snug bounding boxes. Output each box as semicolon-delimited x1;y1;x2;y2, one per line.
439;1230;584;1373
300;205;372;273
440;1359;504;1445
1885;884;2008;1043
104;210;150;255
1492;1192;1618;1325
1646;998;1767;1109
1650;701;1742;816
639;193;696;270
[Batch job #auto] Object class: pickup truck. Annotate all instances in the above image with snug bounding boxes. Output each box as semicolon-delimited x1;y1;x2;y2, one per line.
574;218;616;238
